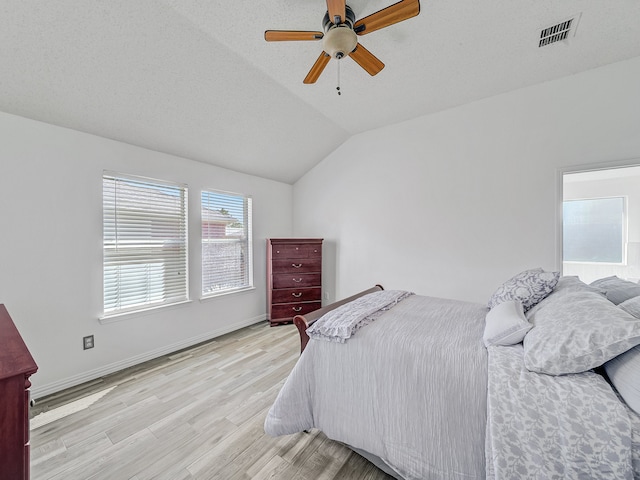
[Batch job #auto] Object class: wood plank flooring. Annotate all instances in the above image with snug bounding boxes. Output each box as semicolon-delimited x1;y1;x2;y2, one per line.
30;322;394;480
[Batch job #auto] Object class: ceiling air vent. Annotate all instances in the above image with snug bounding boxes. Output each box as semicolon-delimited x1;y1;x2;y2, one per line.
539;17;576;47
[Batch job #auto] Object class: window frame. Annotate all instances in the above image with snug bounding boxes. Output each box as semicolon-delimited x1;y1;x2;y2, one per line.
200;188;253;299
102;172;189;319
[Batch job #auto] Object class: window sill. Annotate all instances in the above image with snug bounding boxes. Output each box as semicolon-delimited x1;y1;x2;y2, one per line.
563;261;626;266
99;300;193;324
199;286;255;302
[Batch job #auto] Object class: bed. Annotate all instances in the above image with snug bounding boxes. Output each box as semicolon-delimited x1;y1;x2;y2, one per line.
264;273;640;479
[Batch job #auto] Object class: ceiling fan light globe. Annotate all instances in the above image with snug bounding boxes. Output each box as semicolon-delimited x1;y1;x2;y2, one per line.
322;26;358;59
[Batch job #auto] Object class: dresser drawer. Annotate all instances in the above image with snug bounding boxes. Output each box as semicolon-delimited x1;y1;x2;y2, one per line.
271;301;321;319
271;287;321;304
271;244;322;259
273;273;321;289
271;257;321;274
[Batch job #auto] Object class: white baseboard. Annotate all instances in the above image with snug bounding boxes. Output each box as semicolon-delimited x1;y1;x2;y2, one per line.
31;314;266;399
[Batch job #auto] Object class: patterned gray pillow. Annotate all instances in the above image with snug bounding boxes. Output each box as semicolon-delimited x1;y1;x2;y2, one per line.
525;276;606;319
524;290;640;375
488;268;560;312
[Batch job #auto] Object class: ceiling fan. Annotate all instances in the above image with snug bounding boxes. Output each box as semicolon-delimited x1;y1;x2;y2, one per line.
265;0;420;84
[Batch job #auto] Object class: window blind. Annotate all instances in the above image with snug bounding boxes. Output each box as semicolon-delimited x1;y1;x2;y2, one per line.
201;190;253;296
103;173;188;316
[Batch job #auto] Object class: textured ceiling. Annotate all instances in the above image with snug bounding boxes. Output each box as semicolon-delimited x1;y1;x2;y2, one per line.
1;0;640;184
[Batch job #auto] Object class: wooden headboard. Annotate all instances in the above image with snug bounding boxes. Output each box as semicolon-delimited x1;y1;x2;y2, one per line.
292;284;384;353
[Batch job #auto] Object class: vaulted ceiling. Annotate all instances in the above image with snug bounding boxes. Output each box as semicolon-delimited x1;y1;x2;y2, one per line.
2;1;640;183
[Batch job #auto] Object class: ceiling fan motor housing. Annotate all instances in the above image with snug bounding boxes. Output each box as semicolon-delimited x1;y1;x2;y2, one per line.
322;5;356;30
323;26;358;59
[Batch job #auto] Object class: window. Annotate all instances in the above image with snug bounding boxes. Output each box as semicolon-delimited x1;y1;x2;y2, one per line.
103;173;188;316
201;189;253;297
563;197;626;264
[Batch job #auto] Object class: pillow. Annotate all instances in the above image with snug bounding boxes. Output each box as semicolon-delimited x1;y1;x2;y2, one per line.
550;275;606;296
524;289;640;375
525;276;606;319
619;296;640;318
483;300;532;347
488;268;560;312
590;276;640;305
605;345;640;415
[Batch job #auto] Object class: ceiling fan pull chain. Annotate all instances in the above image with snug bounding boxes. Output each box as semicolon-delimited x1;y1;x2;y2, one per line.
336;59;341;95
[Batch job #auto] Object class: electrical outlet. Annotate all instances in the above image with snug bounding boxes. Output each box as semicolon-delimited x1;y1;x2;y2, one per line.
83;335;94;350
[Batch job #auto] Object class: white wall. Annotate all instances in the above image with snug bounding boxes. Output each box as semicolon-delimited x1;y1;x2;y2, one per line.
293;56;640;305
0;112;293;398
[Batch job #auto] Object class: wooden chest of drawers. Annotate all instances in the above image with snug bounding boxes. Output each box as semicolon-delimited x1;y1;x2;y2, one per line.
0;305;38;480
267;238;323;326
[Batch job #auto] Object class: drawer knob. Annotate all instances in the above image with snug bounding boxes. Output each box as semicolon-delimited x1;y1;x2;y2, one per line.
292;278;302;283
293;306;303;312
292;263;302;268
292;292;302;298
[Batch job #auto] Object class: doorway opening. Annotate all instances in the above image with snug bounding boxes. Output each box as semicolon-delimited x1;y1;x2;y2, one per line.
562;164;640;283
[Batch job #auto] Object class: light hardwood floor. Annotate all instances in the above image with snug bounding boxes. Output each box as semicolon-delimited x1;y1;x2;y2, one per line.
30;322;394;480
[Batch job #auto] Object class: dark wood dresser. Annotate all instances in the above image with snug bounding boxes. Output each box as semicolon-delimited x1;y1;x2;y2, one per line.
0;305;38;480
267;238;323;326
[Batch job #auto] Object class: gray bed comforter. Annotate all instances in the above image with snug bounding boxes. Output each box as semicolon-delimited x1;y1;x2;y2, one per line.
486;344;635;479
264;295;489;479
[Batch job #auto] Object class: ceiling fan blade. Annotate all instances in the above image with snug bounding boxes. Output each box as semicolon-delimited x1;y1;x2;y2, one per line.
354;0;420;35
349;43;385;76
304;52;331;84
264;30;324;42
326;0;346;25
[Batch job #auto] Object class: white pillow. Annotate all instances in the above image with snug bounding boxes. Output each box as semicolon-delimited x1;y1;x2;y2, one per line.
483;300;532;347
